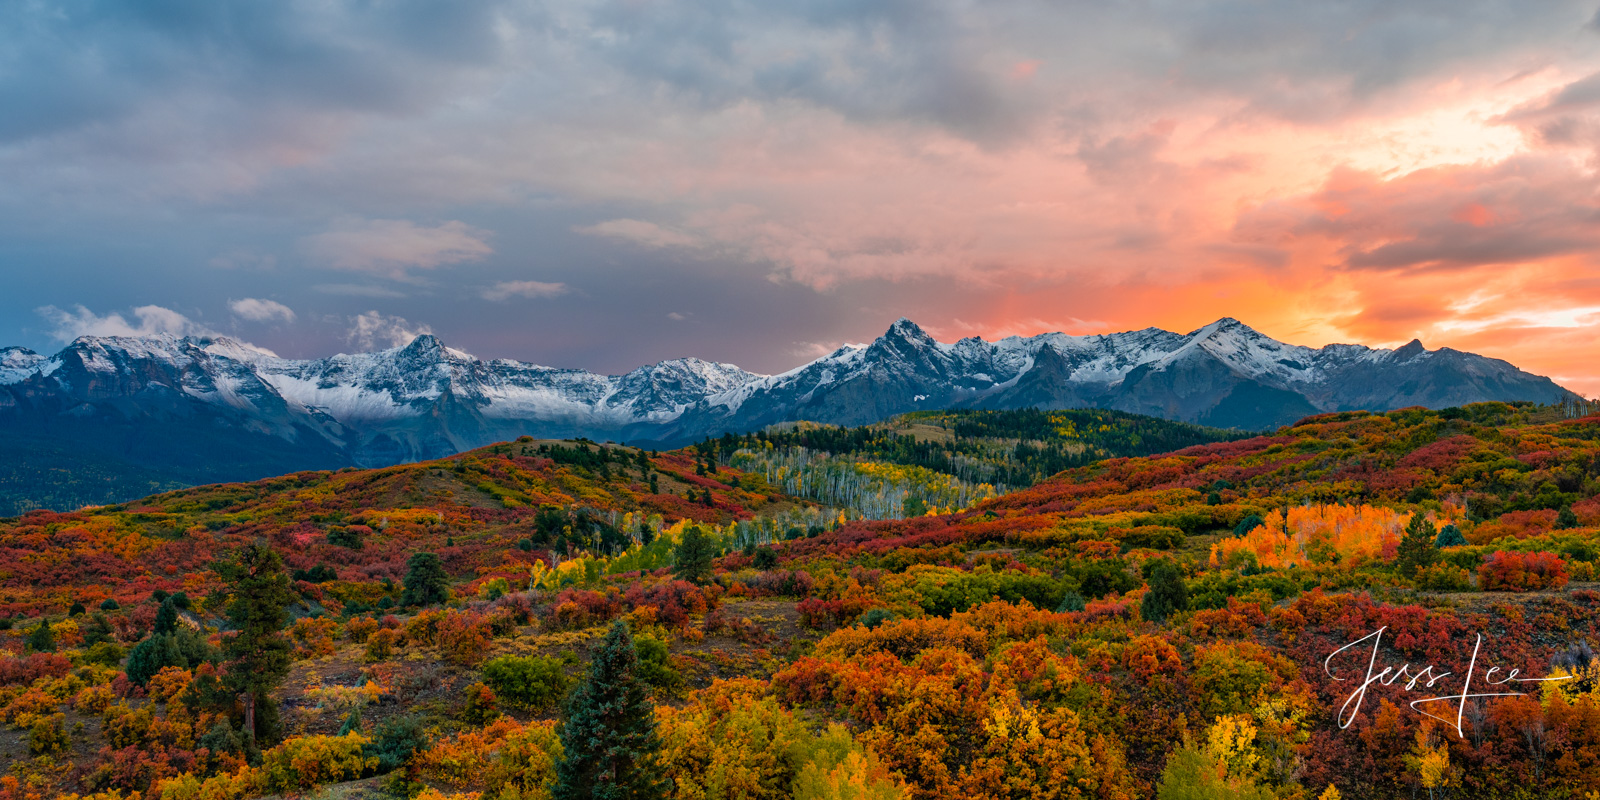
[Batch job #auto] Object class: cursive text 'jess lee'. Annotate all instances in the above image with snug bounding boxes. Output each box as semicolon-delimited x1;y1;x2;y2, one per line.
1324;626;1570;739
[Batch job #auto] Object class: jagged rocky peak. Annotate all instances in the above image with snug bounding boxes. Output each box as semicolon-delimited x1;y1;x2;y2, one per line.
394;333;475;363
0;314;1580;469
1394;339;1429;358
886;317;929;337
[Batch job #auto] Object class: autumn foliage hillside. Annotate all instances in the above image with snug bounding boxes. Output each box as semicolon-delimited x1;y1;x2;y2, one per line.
2;403;1600;799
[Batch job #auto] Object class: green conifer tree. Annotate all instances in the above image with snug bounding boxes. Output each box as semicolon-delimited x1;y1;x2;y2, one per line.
1397;513;1439;579
1558;506;1579;530
216;542;295;745
154;596;179;635
1435;524;1468;549
1141;561;1189;624
401;552;452;607
674;526;716;585
126;634;185;685
553;620;665;800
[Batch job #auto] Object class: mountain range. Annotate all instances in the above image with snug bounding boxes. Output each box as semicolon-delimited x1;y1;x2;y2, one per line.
0;317;1580;512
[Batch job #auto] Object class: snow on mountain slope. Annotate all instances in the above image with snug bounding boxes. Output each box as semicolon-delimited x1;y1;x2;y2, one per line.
0;347;45;385
0;317;1579;466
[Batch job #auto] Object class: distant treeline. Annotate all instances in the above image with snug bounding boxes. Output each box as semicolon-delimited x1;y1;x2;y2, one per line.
706;408;1251;490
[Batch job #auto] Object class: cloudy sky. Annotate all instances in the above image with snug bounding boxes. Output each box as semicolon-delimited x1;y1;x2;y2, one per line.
4;1;1600;394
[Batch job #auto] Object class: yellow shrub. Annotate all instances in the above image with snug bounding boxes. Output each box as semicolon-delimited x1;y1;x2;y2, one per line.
154;767;258;800
486;720;563;799
258;732;375;792
75;683;116;715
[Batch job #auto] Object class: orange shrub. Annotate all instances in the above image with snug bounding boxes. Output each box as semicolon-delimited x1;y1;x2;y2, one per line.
146;667;193;704
365;628;402;662
346;616;379;643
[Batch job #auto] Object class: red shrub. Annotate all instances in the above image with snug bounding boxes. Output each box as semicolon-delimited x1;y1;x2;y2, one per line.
621;582;708;629
798;598;843;629
0;653;70;686
1479;551;1569;592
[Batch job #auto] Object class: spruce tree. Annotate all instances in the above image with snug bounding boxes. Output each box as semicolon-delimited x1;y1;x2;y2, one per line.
1435;524;1468;549
154;596;179;635
401;552;452;607
553;619;665;800
1558;506;1579;530
217;542;295;745
674;526;716;585
1232;514;1264;538
1141;561;1189;624
126;634;185;685
83;613;114;646
1397;513;1439;579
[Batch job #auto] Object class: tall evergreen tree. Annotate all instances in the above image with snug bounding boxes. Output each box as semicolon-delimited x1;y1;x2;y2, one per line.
153;596;179;635
674;526;716;586
553;619;665;800
401;552;452;607
216;542;295;745
1397;513;1439;579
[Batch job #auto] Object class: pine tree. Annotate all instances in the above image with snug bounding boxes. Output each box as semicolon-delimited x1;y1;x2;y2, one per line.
83;613;114;646
1232;514;1264;538
401;552;452;607
126;633;185;685
1558;506;1579;530
1397;513;1439;579
1141;560;1189;624
1435;524;1468;549
674;526;716;585
217;542;295;745
154;596;179;635
553;619;665;800
25;620;54;653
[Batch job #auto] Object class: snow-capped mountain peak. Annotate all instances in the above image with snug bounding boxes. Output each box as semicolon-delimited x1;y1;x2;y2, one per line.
0;317;1577;467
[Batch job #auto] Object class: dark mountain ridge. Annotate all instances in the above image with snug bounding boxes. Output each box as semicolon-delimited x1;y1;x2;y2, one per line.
0;317;1580;512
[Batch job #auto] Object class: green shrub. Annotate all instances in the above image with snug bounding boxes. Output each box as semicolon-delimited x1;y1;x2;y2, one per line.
80;641;125;668
635;633;683;691
482;654;573;710
753;547;779;570
1416;562;1474;592
366;715;428;774
856;608;898;629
